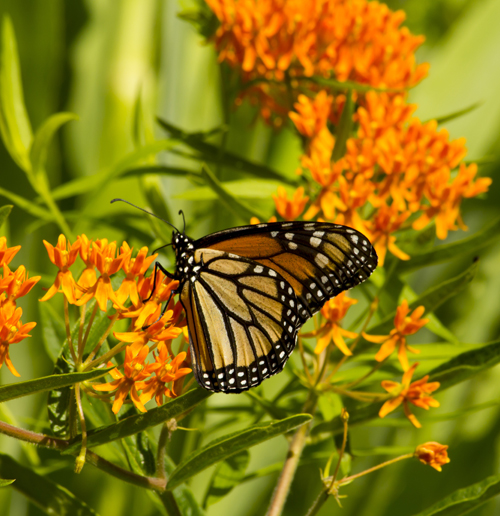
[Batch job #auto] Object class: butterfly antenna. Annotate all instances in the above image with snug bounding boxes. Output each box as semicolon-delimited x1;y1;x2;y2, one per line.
111;198;179;232
179;209;186;234
152;242;173;255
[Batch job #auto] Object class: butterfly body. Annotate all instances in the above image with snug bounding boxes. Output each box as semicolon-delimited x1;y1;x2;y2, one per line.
166;221;377;393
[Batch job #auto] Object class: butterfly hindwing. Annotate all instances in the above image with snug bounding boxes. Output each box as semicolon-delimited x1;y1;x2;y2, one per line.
179;249;300;393
198;221;378;324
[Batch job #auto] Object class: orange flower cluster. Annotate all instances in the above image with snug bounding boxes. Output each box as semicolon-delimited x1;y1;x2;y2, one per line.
40;235;190;413
206;0;428;121
0;237;39;376
379;363;440;428
290;91;491;264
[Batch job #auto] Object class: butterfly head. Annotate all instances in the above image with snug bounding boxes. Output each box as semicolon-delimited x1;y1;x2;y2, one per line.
172;230;195;280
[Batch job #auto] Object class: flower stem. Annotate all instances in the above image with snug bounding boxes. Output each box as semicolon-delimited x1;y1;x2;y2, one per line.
74;383;87;473
265;392;318;516
64;297;77;364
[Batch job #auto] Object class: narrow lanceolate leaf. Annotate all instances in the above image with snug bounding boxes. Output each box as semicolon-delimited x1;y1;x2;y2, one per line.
63;388;213;455
0;478;15;487
156;118;296;185
121;165;203;184
203;450;250;508
332;90;354;161
432;100;483;126
427;339;500;391
0;453;98;515
0;186;52;220
167;414;312;490
29;112;78;178
398;218;500;273
362;260;478;346
411;474;500;516
201;164;266;222
0;16;32;172
0;204;13;227
0;368;112;403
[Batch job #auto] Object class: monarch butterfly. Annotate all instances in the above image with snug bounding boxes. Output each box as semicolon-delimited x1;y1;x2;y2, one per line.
112;200;378;393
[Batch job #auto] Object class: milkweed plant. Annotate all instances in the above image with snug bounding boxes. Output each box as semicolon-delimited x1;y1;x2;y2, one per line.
0;1;498;515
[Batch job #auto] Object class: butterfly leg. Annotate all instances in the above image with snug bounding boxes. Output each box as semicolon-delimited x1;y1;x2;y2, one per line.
144;260;175;303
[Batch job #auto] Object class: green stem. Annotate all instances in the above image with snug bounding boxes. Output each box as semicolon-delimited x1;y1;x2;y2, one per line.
0;419;166;491
265;392;318;516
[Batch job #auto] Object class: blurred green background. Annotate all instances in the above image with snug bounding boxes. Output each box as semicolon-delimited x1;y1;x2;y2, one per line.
0;0;500;515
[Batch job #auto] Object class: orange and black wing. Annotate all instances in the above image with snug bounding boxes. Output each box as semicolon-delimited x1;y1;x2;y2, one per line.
197;221;378;324
179;249;300;393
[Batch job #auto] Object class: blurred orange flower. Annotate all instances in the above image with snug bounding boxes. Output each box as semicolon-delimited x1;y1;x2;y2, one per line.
273;186;309;220
379;363;440;428
0;237;20;268
364;299;428;370
415;442;450;472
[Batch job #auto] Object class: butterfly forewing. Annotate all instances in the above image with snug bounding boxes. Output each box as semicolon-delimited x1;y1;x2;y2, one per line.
179;249;300;393
198;221;378;324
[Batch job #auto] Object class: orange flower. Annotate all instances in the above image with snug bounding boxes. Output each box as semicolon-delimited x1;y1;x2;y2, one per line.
116;243;157;305
40;235;81;303
93;344;159;414
363;299;428;370
379;363;440;428
0;265;40;308
0;304;36;376
273;186;309;220
369;205;410;266
415;442;450;472
75;239;129;311
0;237;20;268
250;216;278;225
137;343;192;406
314;292;358;355
76;234;97;292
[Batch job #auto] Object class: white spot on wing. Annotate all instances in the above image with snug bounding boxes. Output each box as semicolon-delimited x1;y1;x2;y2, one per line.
310;236;321;247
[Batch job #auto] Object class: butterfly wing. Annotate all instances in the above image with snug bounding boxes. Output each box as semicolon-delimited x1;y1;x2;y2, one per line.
196;221;378;324
179;249;300;393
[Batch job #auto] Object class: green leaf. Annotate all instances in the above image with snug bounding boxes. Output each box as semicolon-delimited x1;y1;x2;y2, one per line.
48;352;74;438
0;453;98;515
332;90;354;161
176;178;287;201
39;302;66;362
295;75;405;94
0;204;12;226
200;164;267;222
411;474;500;516
432;100;483;126
0;185;52;220
398;218;500;273
0;368;112;403
29;112;78;178
63;388;213;455
167;414;312;490
203;450;250;508
363;260;478;344
0;16;32;172
0;478;15;487
157;118;296;185
48;139;179;201
428;339;500;391
122;165;203;184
